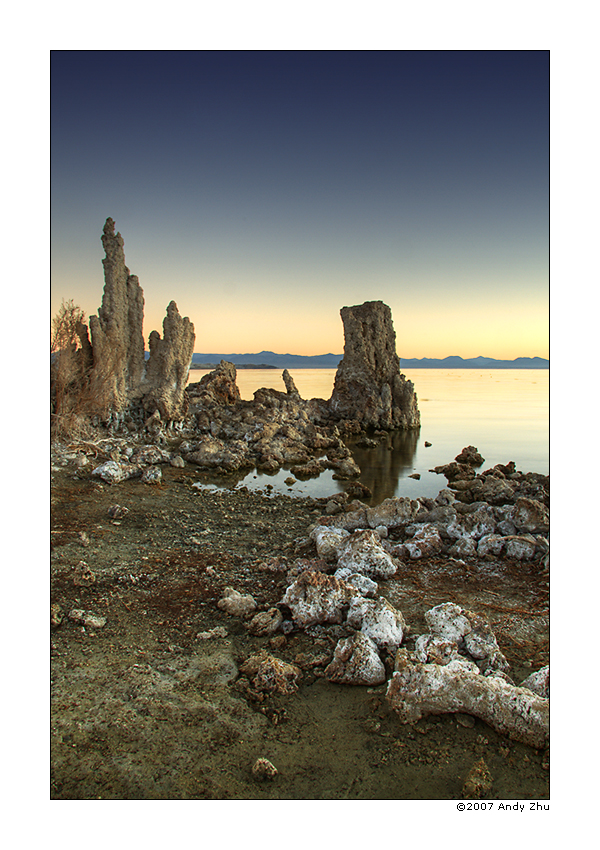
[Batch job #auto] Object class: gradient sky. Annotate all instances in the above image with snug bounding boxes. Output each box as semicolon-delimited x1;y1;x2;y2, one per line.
51;50;549;359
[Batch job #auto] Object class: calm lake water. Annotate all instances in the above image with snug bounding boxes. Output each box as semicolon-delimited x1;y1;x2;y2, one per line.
186;368;549;502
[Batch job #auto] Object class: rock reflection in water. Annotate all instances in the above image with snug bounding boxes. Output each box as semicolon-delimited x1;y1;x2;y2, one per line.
191;430;421;504
346;430;420;504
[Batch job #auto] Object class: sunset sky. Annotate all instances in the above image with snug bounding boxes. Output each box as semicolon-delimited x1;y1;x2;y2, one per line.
51;50;549;360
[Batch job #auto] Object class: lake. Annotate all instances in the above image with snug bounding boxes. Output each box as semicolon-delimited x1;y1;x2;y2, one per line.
186;368;549;501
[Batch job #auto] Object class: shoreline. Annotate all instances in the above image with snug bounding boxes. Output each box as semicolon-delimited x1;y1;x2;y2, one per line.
50;438;549;800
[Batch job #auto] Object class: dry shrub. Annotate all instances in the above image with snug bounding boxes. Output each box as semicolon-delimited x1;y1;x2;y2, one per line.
51;300;94;440
51;300;134;438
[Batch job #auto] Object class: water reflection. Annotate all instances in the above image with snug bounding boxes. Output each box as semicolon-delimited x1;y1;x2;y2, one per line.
189;429;421;505
186;369;548;504
345;429;420;503
192;464;348;501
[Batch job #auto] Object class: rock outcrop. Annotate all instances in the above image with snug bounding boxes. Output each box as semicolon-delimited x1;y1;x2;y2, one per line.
88;218;146;412
187;360;241;406
85;218;195;421
142;300;195;420
328;301;420;430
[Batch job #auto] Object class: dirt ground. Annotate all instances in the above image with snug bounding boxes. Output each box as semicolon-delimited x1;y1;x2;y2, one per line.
50;451;549;800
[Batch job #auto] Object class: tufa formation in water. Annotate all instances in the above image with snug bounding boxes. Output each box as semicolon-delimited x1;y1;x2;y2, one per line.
329;301;420;430
53;221;419;449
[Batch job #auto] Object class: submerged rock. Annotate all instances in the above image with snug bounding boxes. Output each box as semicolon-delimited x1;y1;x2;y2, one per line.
454;446;485;466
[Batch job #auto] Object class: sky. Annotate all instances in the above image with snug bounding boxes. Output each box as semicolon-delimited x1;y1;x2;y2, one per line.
51;50;549;359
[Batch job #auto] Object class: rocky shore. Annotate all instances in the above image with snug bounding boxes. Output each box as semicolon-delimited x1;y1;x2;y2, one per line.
50;437;549;799
50;219;549;799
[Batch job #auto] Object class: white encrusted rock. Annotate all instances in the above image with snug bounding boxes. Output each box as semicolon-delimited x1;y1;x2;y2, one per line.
403;524;443;559
130;445;170;465
387;652;549;749
346;597;406;651
67;609;106;629
446;504;496;541
463;615;510;674
333;568;378;597
281;570;357;628
336;529;398;578
424;603;509;674
325;632;386;686
425;602;472;643
520;666;549;699
91;460;139;484
240;650;301;694
435;488;456;506
197;626;229;640
141;465;162;484
247;608;284;636
83;613;107;629
510;497;549;533
448;537;477;558
504;535;537;560
414;634;460;665
366;497;421;530
310;525;350;561
252;758;278;780
477;534;506;556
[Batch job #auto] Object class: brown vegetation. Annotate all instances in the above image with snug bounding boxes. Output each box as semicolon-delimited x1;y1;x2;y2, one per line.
51;300;94;440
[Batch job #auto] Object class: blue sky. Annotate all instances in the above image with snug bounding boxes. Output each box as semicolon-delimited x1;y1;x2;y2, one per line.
51;50;549;358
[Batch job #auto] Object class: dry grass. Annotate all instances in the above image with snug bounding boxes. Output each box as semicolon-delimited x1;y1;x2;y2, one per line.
51;301;92;440
51;300;131;439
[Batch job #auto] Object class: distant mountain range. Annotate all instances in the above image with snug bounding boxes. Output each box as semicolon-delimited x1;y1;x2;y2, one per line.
191;352;549;370
399;356;549;369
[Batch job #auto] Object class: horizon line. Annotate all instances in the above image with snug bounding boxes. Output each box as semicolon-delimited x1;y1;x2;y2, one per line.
189;352;549;361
